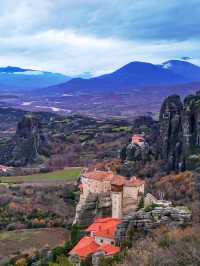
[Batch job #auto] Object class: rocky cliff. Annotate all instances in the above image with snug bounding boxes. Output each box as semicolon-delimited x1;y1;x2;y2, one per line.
120;116;158;163
74;192;112;227
0;114;51;166
159;92;200;171
115;206;192;246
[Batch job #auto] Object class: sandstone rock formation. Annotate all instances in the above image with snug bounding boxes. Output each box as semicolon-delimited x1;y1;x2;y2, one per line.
119;116;158;168
159;95;183;170
74;192;112;227
115;206;192;246
11;115;42;166
159;92;200;171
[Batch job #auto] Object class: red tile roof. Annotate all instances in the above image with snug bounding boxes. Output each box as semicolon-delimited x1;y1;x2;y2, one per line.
84;170;145;188
84;170;114;181
69;237;120;258
86;217;121;239
111;176;145;187
132;134;145;145
69;236;99;258
124;177;145;187
99;244;120;256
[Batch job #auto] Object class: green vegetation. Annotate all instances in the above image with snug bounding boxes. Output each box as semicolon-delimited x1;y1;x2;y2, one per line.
49;256;72;266
144;203;161;212
137;196;144;210
111;126;131;132
0;168;82;183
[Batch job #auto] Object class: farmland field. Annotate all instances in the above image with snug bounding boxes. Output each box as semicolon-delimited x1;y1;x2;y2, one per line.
0;228;69;264
0;167;82;183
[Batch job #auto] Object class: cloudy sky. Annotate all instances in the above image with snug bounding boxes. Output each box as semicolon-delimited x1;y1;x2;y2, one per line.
0;0;200;75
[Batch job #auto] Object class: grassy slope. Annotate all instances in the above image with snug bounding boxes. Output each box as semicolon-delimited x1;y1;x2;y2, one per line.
0;167;82;183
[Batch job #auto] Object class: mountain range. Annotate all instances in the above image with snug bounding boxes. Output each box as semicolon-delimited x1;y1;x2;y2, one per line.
0;60;200;93
0;66;71;91
46;60;200;94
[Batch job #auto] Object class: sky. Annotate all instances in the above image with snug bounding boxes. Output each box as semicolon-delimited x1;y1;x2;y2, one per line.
0;0;200;76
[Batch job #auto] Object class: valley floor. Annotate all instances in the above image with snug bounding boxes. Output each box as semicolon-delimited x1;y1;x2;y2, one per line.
0;167;82;184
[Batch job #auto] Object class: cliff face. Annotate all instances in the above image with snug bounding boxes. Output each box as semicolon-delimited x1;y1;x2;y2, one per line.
159;92;200;171
0;114;50;166
11;115;42;166
74;192;112;227
120;117;158;163
115;206;192;246
159;95;183;170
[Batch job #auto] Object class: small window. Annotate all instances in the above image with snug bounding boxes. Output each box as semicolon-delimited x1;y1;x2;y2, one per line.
163;112;170;119
111;241;114;245
100;239;103;243
197;135;200;146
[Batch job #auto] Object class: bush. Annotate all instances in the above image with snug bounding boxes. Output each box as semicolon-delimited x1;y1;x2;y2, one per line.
144;203;160;212
52;246;66;261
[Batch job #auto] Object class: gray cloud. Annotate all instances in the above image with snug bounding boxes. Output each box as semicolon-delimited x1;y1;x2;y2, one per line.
0;0;199;74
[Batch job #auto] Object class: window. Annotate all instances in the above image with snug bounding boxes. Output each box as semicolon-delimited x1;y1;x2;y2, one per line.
163;112;170;119
197;135;200;146
111;241;114;245
100;239;104;243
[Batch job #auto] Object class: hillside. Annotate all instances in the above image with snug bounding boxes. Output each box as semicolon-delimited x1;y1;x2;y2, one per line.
46;60;200;94
0;108;134;168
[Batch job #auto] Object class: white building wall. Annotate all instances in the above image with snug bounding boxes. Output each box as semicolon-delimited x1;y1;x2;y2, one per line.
112;192;122;219
95;236;115;245
123;184;144;200
138;184;145;194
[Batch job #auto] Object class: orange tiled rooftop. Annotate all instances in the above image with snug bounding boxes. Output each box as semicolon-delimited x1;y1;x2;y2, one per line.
69;236;99;259
69;236;120;258
132;134;145;144
86;217;121;239
84;170;114;181
70;217;121;259
84;170;145;187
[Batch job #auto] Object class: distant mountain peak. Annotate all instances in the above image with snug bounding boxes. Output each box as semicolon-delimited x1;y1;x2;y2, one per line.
0;66;72;90
0;66;29;73
161;60;200;81
162;59;195;65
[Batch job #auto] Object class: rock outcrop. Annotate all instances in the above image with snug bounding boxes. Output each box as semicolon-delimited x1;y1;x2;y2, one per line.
159;95;183;170
11;115;42;166
120;117;158;164
159;92;200;171
115;206;192;246
123;140;151;162
0;114;50;167
74;192;112;227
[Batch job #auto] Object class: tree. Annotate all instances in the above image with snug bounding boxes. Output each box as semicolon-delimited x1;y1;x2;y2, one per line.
70;224;82;247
